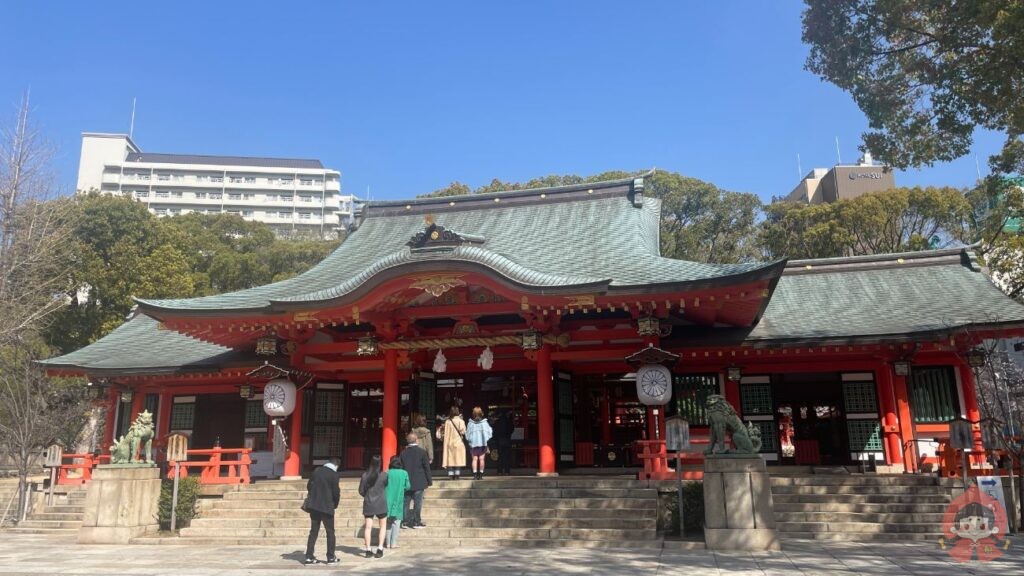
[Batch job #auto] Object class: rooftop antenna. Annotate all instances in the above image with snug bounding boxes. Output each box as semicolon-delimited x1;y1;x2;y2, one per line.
797;153;803;179
129;97;137;139
834;137;842;164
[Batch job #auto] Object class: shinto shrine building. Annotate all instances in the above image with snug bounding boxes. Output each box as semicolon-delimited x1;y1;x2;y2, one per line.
42;175;1024;478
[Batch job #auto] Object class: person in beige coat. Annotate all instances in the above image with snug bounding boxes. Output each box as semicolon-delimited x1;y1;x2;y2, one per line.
439;406;467;479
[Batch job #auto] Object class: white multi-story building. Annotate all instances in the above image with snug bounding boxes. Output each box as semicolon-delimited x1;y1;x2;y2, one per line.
76;132;355;239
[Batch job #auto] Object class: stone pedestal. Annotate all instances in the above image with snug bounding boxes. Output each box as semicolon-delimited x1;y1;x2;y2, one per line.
78;465;161;544
703;456;779;551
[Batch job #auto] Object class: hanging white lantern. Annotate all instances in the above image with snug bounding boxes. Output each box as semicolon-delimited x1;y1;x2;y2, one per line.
636;364;672;406
433;349;447;373
477;346;494;371
262;378;297;417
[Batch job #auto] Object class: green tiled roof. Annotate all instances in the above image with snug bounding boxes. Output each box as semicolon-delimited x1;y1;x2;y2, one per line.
43;247;1024;375
747;248;1024;344
135;177;781;314
40;314;237;376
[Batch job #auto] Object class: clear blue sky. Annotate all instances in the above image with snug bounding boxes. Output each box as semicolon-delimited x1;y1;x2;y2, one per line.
1;1;1003;202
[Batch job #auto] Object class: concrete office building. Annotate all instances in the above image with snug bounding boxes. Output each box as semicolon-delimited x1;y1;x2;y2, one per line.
76;133;356;239
786;152;896;204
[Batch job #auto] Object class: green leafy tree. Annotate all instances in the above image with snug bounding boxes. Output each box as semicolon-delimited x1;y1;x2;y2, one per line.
760;186;973;259
803;0;1024;175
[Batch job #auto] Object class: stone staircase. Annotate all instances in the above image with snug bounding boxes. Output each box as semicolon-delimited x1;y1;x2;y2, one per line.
4;489;87;536
134;477;660;548
0;482;19;527
772;474;955;541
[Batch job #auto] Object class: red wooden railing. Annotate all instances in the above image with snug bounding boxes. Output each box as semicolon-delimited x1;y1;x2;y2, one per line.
635;438;710;481
169;447;252;485
56;453;111;485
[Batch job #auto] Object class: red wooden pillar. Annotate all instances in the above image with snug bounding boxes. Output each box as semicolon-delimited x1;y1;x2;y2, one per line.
957;363;985;460
536;345;556;476
875;367;904;467
102;387;119;449
129;387;145;422
892;371;917;472
724;374;740;410
284;390;304;478
382;348;399;471
157;391;172;439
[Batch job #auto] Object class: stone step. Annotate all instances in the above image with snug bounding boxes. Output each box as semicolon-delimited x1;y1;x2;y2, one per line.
774;502;950;514
12;519;83;530
220;487;658;500
238;478;650;491
4;527;79;535
200;506;644;521
205;497;657;511
777;521;939;534
131;535;667;549
41;505;85;514
779;531;941;542
22;512;84;522
776;511;946;524
188;516;654;530
770;475;943;487
771;485;948;495
773;493;950;504
180;525;657;541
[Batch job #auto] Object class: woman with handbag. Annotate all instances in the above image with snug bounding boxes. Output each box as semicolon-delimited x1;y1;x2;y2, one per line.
357;455;389;558
439;406;467;480
465;406;493;480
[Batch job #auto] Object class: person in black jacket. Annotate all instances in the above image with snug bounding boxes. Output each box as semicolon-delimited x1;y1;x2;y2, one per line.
358;455;388;558
304;457;341;565
398;432;432;528
493;409;514;476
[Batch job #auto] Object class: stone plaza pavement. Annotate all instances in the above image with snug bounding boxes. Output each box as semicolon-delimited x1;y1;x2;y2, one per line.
0;533;1021;575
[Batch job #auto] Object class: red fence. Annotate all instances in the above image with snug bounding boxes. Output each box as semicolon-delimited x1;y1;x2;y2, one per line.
56;453;111;485
169;447;252;485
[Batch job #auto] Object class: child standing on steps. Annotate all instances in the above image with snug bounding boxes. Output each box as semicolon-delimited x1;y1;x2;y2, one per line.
384;456;410;549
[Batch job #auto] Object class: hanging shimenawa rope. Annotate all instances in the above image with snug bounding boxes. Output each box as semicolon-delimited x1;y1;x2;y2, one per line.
377;333;569;350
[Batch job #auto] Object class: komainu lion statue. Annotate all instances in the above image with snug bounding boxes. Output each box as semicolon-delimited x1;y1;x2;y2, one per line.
704;394;762;455
110;410;155;464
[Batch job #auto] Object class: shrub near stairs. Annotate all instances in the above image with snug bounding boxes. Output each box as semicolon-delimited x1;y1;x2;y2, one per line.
158;477;200;530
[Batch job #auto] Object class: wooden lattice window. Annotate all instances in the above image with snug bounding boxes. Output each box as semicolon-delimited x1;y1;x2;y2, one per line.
170;402;195;431
842;380;878;413
909;367;959;423
672;374;720;425
847;420;883;451
740;382;773;416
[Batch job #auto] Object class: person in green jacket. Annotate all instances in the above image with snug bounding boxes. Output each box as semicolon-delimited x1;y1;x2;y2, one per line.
384;456;410;549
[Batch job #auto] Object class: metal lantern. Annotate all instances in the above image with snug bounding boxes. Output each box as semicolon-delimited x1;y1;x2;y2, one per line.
893;360;911;376
239;384;253;399
520;329;542;350
357;336;379;356
966;348;987;368
726;364;742;382
120;389;134;403
637;316;660;337
255;335;278;356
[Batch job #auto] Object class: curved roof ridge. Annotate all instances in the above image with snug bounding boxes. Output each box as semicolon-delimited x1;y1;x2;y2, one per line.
365;172;653;210
272;245;610;306
786;245;976;268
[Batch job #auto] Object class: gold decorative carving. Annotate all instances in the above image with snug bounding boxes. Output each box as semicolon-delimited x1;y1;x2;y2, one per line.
564;295;596;308
293;311;317;323
409;274;467;298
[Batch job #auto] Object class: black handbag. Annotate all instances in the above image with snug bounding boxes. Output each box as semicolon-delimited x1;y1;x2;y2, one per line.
301;497;311;512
